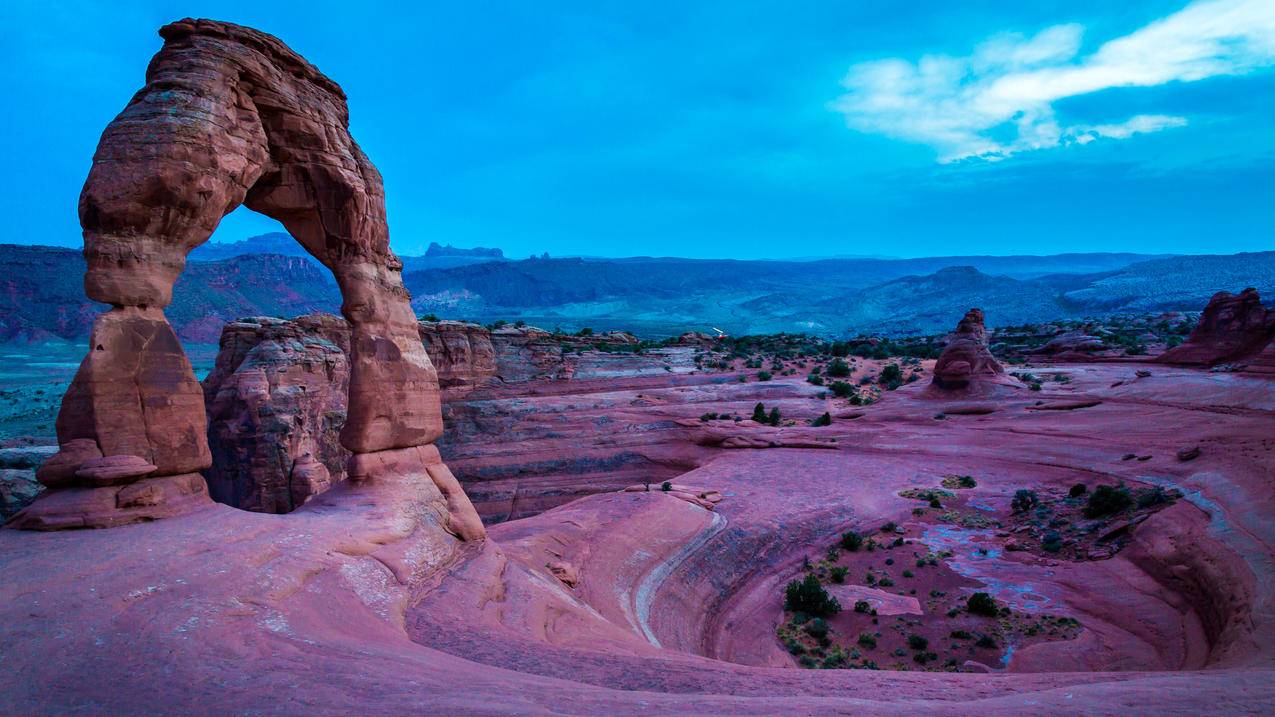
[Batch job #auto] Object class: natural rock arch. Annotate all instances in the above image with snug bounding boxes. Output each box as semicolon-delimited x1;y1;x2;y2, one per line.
11;19;482;537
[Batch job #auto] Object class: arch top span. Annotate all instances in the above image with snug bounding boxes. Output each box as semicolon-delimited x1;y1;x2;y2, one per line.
10;19;482;537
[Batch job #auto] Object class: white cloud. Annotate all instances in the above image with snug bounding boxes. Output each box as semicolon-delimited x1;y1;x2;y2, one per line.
832;0;1275;161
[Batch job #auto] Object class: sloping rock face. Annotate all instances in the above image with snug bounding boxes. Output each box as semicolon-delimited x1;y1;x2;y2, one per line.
930;308;1007;391
1157;288;1275;367
12;19;478;538
202;314;351;513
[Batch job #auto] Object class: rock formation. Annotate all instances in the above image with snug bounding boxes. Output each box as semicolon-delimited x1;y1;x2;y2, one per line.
1028;329;1107;359
10;19;479;538
929;309;1007;391
1157;288;1275;367
418;320;498;391
202;314;351;513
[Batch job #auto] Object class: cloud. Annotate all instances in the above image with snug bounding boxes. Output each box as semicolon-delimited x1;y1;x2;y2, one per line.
832;0;1275;161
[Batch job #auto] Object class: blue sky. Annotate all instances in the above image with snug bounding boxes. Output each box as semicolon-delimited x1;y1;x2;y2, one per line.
1;0;1272;259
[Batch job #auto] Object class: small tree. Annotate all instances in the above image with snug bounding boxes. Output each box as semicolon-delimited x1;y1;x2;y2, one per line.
767;407;781;426
811;412;831;427
751;403;768;423
1085;484;1133;518
967;591;998;617
784;574;841;617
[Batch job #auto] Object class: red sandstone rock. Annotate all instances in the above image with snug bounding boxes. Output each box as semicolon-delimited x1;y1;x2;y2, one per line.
1157;288;1275;367
1029;330;1107;357
202;314;352;513
74;455;157;486
929;308;1009;392
418;320;498;391
20;20;477;531
34;438;101;489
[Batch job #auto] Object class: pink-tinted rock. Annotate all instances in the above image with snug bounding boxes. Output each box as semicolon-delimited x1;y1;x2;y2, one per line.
930;308;1008;391
1158;288;1275;367
34;438;102;489
74;455;158;486
417;320;498;391
8;473;210;530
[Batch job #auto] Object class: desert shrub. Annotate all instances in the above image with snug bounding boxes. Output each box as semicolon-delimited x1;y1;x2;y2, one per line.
804;618;829;640
829;566;849;583
576;327;594;337
757;371;773;381
811;412;831;427
840;531;864;551
967;592;998;617
784;574;841;617
699;412;719;422
879;363;903;385
941;474;977;489
907;634;928;650
751;403;768;423
975;634;998;648
902;570;914;578
857;632;877;648
913;651;937;664
877;577;894;587
826;358;851;378
807;374;824;386
829;381;855;398
661;481;672;492
1069;483;1088;498
854;600;871;614
1085;484;1133;518
1041;531;1063;553
949;629;973;640
1137;486;1173;509
880;521;897;533
1011;489;1039;513
422;313;440;322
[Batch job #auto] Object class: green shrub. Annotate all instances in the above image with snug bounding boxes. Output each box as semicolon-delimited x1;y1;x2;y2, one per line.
830;566;849;583
907;634;928;650
840;531;864;551
826;358;852;378
804;618;829;640
949;629;973;640
757;371;773;381
967;592;998;617
751;403;768;423
661;481;672;492
879;363;903;384
807;374;824;386
1011;489;1039;513
853;600;871;614
829;381;855;398
784;574;841;617
857;632;877;648
811;412;831;427
975;634;997;648
1085;484;1133;518
767;407;782;426
1069;483;1087;498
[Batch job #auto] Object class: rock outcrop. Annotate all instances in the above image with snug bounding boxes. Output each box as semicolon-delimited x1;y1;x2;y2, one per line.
11;19;479;538
1157;288;1275;367
202;314;351;513
1028;330;1107;358
198;315;695;515
929;309;1007;391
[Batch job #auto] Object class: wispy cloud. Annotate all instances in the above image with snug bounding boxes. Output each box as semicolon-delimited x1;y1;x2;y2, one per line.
831;0;1275;161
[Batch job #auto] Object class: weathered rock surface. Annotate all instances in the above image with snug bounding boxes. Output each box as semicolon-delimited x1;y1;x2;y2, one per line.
0;469;42;520
1158;288;1275;367
202;314;351;513
929;308;1009;392
1028;329;1107;358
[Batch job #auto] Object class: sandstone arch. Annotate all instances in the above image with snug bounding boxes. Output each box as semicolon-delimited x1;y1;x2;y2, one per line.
11;19;481;537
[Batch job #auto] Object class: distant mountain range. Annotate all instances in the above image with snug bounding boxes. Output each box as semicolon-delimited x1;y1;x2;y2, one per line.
2;235;1272;343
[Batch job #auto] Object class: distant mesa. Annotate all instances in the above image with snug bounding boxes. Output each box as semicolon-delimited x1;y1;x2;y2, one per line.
425;242;504;259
